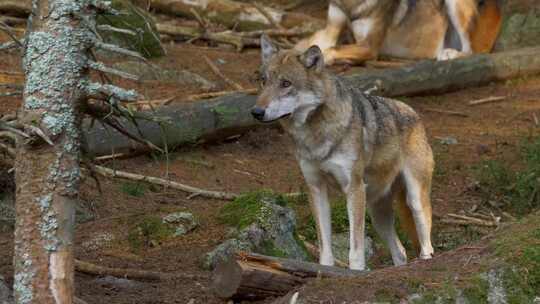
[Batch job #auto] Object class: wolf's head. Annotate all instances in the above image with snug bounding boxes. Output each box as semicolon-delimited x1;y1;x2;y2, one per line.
251;35;327;124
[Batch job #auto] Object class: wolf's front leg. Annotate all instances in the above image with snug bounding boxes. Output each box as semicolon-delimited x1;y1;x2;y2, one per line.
346;180;367;270
300;160;334;266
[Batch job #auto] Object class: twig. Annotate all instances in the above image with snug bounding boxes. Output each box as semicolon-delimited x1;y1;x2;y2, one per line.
468;96;507;106
443;213;498;227
96;24;136;36
423;108;469;117
0;20;23;48
93;165;239;200
74;259;205;281
203;55;244;90
183;89;257;102
94;152;141;162
253;2;283;29
88;60;140;81
236;28;313;38
0;142;15;158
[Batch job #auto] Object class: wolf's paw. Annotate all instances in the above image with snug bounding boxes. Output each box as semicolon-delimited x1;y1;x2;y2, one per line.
419;252;434;260
437;48;467;61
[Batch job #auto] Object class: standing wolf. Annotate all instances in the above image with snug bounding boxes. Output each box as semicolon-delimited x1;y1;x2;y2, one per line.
252;35;435;270
295;0;503;65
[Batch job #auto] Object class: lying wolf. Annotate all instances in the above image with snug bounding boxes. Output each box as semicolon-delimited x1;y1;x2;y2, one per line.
295;0;502;65
251;35;435;270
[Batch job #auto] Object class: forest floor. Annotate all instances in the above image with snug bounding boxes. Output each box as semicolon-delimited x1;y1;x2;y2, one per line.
1;1;540;303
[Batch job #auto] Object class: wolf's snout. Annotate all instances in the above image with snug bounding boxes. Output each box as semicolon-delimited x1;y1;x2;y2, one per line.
251;107;266;121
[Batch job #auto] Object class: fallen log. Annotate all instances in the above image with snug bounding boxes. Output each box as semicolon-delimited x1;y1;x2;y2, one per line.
0;1;30;17
212;252;364;300
156;23;259;51
84;47;540;156
149;0;324;31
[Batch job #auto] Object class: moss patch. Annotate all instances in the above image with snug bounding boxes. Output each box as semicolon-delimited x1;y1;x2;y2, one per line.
120;182;147;197
127;216;173;250
218;190;287;230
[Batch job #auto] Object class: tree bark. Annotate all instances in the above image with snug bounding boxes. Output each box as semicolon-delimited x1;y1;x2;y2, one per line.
212;252;365;300
85;47;540;156
13;0;97;303
149;0;324;31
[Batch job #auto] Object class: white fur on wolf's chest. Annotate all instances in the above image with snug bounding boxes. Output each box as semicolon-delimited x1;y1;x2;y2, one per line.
319;149;358;193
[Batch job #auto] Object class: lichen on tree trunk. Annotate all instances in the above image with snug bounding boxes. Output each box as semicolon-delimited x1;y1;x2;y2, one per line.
13;0;95;303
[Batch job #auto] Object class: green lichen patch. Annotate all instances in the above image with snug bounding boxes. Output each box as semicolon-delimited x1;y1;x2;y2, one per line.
120;181;147;197
218;190;287;230
127;216;173;250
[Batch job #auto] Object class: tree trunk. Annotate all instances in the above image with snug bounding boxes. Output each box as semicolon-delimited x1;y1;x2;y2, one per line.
149;0;324;31
85;47;540;156
212;253;365;300
13;0;93;303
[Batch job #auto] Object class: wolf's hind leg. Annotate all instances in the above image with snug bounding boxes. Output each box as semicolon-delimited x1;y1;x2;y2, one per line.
368;188;407;266
346;180;367;270
402;167;434;260
295;3;347;53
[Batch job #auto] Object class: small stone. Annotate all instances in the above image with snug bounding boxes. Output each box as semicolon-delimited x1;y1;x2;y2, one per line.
476;144;491;155
162;212;198;237
439;136;458;145
217;58;227;65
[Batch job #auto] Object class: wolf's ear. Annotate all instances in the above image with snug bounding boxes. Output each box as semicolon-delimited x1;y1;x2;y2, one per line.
301;45;324;71
261;34;278;65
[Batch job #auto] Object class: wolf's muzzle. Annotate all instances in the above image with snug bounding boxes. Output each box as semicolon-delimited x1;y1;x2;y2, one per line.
251;107;266;121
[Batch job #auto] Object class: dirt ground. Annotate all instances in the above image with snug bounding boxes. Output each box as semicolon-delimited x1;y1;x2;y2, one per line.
1;1;540;303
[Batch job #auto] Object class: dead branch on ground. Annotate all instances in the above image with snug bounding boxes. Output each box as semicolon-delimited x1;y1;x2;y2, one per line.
93;164;239;200
75;259;205;281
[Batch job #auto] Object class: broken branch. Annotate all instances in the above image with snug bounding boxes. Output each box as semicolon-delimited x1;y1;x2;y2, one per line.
93;164;239;200
203;55;244;90
75;259;204;281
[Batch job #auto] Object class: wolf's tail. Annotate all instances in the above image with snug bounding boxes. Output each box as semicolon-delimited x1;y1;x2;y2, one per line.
471;0;503;53
394;187;420;253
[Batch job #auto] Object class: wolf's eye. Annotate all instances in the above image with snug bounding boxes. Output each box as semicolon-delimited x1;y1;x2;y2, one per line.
280;80;292;88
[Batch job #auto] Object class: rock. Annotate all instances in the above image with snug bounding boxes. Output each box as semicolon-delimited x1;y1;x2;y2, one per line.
330;233;374;265
96;0;164;58
82;232;116;251
487;269;508;304
204;193;309;270
495;11;540;51
112;62;216;90
162;212;198;237
203;238;253;270
0;275;13;304
439;136;458;145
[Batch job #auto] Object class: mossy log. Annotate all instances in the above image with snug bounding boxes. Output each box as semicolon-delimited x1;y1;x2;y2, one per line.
212;252;364;300
148;0;324;31
84;47;540;156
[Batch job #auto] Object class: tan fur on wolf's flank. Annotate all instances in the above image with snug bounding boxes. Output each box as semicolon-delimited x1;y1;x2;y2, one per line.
470;0;502;53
